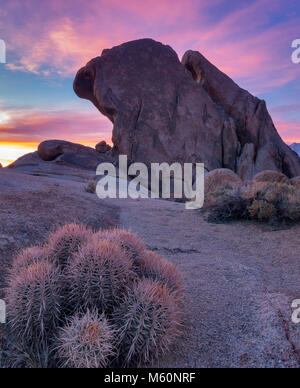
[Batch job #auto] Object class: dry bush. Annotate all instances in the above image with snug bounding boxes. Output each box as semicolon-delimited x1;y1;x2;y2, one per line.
85;180;96;194
204;180;300;224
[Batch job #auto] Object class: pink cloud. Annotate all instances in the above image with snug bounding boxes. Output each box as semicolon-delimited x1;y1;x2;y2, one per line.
0;107;113;145
273;117;300;143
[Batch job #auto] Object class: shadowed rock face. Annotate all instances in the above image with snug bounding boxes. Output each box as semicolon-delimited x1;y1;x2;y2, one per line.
74;38;300;180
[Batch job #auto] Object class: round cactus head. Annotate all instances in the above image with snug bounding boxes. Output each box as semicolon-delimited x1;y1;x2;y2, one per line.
137;250;184;301
56;310;116;368
10;246;49;276
97;229;146;269
66;239;136;314
6;260;61;343
113;279;181;367
47;223;92;268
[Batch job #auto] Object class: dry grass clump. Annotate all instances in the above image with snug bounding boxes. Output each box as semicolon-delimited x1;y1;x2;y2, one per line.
3;225;184;368
85;180;97;194
204;180;300;224
252;170;290;185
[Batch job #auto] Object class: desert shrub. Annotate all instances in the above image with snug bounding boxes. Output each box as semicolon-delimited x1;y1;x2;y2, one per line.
204;180;300;224
85;180;96;194
136;250;184;300
56;310;116;368
248;200;276;220
47;224;92;268
4;225;184;368
204;189;250;222
252;170;290;185
113;279;181;367
65;239;136;314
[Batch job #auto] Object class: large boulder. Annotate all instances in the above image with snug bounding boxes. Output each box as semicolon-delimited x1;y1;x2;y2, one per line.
38;140;88;161
74;39;300;180
96;140;112;153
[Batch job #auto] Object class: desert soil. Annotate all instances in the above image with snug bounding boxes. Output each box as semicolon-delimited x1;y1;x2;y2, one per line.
0;169;299;368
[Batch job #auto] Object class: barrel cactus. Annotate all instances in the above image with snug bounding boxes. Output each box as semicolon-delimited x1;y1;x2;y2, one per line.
65;239;136;314
9;246;48;276
113;279;181;367
97;229;146;270
56;310;116;368
6;260;61;344
47;224;92;268
137;250;184;300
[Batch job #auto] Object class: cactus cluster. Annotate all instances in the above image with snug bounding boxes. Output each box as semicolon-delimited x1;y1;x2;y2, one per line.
4;225;184;368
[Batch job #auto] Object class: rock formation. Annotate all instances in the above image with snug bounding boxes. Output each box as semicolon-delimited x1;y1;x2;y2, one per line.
290;143;300;157
74;39;300;180
95;140;112;154
37;140;115;170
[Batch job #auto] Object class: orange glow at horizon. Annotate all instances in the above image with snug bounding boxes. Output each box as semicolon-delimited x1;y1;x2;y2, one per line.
0;139;113;167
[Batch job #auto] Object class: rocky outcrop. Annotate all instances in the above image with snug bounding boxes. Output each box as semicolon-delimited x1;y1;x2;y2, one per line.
96;140;111;153
38;140;88;161
9;140;116;179
74;39;300;180
290;143;300;157
37;140;115;170
0;163;2;168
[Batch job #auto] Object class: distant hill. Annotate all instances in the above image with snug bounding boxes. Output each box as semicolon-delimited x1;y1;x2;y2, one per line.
290;143;300;157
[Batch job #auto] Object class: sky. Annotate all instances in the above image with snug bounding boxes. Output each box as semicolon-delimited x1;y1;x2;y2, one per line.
0;0;300;166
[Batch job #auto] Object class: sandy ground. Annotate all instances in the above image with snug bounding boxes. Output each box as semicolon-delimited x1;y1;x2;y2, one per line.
0;169;299;368
102;196;300;368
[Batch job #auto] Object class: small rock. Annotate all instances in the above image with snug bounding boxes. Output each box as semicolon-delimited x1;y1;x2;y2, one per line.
95;141;111;153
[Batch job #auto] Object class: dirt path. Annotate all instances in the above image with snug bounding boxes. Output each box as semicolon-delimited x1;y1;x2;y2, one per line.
103;196;300;368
